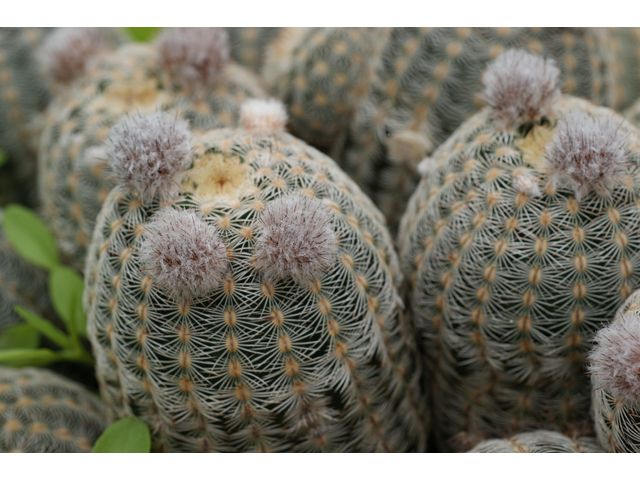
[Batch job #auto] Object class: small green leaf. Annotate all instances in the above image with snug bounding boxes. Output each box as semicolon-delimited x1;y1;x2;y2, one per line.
49;266;86;336
0;348;58;364
92;417;151;453
0;323;40;350
0;150;7;168
14;306;72;350
124;27;163;43
2;204;60;270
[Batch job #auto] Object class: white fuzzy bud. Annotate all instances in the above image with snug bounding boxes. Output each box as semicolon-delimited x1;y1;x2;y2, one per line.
157;27;229;92
544;110;628;200
106;112;192;200
255;195;337;284
513;172;541;196
240;98;288;135
417;157;438;176
589;314;640;406
140;208;228;299
483;49;561;127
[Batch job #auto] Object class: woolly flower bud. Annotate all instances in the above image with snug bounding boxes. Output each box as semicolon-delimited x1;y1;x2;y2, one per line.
140;208;228;298
417;157;438;176
544;110;628;200
255;195;337;284
106;112;192;199
589;314;640;406
483;49;560;127
240;98;288;135
39;28;109;84
157;27;229;91
513;172;541;196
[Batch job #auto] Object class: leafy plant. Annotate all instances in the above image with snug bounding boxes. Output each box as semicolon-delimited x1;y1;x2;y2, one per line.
0;204;93;367
92;418;151;453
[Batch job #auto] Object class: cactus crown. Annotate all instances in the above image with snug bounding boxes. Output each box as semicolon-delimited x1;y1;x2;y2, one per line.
255;195;337;284
106;112;192;200
140;207;228;299
240;98;288;134
589;314;640;406
482;49;561;128
157;27;230;92
544;110;628;200
38;28;111;84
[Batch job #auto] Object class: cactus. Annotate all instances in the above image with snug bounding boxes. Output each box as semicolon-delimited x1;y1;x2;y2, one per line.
608;28;640;110
226;27;280;73
83;100;428;452
38;27;265;270
589;290;640;452
0;208;53;330
468;430;602;453
343;27;621;232
398;49;640;450
0;367;109;452
263;28;386;154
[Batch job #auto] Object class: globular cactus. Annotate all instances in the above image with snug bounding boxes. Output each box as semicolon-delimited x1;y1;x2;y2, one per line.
84;100;428;452
0;367;109;452
38;27;265;270
343;27;621;232
589;290;640;452
0;208;53;330
608;28;640;110
468;430;602;453
398;49;640;450
263;28;386;153
226;27;281;73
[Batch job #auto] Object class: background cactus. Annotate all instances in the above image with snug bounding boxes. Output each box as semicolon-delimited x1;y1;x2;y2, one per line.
343;27;621;232
0;208;53;330
263;28;387;154
608;28;640;110
589;290;640;452
226;27;280;74
84;101;428;452
398;49;640;450
38;28;265;270
0;367;108;452
467;430;602;453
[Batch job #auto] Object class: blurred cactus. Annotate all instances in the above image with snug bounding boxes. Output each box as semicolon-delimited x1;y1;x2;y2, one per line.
226;27;280;73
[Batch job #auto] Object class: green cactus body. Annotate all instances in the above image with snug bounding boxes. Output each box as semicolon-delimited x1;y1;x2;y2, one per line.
398;93;640;450
264;28;386;153
0;208;52;330
590;290;640;452
226;27;281;74
0;28;52;205
609;28;640;110
0;367;108;452
344;27;620;232
468;430;602;453
84;107;428;452
39;39;265;270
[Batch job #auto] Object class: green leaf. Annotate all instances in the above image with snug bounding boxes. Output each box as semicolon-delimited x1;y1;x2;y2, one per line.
0;150;7;168
49;266;86;336
0;348;58;364
14;306;72;350
0;323;40;350
124;27;163;43
92;417;151;453
2;204;60;270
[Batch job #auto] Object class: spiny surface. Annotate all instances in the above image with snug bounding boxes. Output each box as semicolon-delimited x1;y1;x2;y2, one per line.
398;95;640;450
84;124;428;452
468;430;602;453
0;367;109;452
226;27;281;73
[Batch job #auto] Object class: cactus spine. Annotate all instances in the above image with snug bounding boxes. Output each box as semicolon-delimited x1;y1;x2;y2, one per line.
84;100;428;452
468;430;602;453
398;49;640;450
0;367;108;452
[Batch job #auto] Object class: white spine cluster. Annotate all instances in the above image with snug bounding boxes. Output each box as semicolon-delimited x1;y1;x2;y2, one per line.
544;110;628;200
513;171;542;196
38;27;109;84
240;98;288;134
255;195;337;284
140;208;228;299
106;112;192;200
157;27;230;91
482;49;561;128
589;314;640;406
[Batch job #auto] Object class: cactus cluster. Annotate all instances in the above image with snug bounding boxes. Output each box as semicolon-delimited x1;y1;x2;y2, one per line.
83;100;427;452
398;49;640;450
38;27;265;270
0;367;108;452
